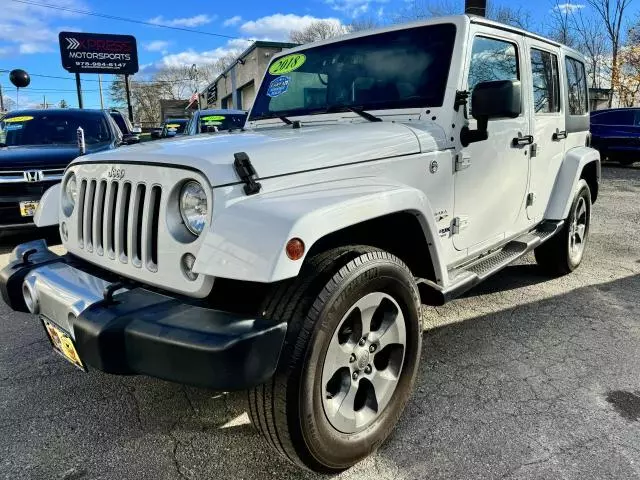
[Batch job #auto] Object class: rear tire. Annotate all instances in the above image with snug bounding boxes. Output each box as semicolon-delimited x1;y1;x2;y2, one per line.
535;179;591;276
248;247;422;473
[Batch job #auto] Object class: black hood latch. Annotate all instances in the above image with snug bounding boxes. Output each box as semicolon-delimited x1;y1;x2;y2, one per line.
233;152;262;196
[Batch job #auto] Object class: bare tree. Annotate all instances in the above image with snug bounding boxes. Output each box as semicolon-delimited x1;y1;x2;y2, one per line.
572;8;608;88
108;50;241;123
395;0;534;31
546;0;578;46
289;20;348;44
614;23;640;106
348;17;381;33
2;95;15;111
585;0;634;106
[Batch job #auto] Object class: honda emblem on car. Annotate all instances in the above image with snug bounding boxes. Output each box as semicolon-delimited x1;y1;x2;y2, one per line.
23;170;43;182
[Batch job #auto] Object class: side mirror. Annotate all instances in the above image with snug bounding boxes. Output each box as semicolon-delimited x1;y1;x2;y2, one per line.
461;80;521;147
122;134;140;145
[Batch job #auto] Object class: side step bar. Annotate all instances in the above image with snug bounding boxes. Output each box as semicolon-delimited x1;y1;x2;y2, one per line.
417;220;564;306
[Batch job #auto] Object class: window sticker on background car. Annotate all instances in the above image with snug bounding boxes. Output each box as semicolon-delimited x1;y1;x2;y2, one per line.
201;116;226;121
269;54;306;75
4;116;34;123
166;124;180;128
267;76;291;97
5;124;24;131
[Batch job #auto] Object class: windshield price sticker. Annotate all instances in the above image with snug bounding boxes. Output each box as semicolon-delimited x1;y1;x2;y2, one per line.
269;54;306;75
201;115;226;121
166;124;180;128
4;116;34;123
267;76;291;98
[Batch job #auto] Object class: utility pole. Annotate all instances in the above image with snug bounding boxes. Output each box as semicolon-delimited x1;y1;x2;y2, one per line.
125;74;134;122
98;74;104;109
75;72;83;109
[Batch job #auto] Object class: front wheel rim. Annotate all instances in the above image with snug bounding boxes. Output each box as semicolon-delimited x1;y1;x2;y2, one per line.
569;195;588;262
321;292;407;434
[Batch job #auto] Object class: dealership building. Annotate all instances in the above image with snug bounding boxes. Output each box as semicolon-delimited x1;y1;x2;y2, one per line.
202;41;298;111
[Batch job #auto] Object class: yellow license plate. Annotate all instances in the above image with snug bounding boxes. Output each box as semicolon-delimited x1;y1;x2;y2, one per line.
19;201;39;217
42;318;86;371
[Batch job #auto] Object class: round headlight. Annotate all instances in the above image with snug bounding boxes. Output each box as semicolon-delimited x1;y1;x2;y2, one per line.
179;181;208;236
63;173;78;214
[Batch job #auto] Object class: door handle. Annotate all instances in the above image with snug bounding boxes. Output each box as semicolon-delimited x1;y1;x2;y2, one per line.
512;133;534;147
553;129;568;141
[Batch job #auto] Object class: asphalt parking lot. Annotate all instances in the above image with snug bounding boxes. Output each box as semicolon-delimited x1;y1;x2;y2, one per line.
1;164;639;480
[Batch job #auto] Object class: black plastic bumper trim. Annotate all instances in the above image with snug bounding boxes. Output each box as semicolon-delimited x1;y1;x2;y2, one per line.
1;241;287;390
73;288;287;390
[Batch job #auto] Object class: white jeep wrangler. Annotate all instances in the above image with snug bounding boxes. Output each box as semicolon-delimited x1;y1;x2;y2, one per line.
1;15;600;473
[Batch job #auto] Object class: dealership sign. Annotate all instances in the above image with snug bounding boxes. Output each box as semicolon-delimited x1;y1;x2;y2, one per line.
58;31;139;75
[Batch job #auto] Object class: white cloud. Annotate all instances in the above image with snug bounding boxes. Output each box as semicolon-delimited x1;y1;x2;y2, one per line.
223;16;242;27
148;14;215;28
553;3;585;14
325;0;389;17
240;14;343;41
0;0;86;56
144;40;171;53
157;39;251;69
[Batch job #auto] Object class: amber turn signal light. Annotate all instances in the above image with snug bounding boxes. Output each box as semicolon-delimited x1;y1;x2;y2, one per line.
286;238;305;260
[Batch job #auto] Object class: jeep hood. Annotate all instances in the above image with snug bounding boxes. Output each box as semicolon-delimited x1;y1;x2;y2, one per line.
79;122;437;187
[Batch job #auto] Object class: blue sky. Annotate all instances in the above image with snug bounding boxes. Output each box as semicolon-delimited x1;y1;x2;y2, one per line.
0;0;584;110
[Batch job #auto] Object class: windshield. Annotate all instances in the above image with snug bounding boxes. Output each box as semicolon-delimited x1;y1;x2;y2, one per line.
0;111;112;147
164;119;188;134
250;23;457;121
197;113;246;133
110;111;133;134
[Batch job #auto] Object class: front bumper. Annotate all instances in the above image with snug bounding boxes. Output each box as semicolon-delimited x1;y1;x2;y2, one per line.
0;240;287;390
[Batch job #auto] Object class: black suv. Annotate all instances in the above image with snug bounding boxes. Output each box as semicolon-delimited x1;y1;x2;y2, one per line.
0;109;127;232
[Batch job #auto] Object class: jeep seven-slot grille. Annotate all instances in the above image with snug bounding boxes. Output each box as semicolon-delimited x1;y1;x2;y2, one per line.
77;178;161;271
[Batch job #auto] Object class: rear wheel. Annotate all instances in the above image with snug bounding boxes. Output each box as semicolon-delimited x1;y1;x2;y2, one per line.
248;247;422;473
535;179;591;276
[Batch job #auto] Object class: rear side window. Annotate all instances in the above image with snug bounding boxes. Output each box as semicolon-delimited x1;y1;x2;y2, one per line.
531;48;560;114
566;57;588;115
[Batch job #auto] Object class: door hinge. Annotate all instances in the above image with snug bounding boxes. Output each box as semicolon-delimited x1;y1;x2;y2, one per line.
452;216;469;234
455;153;471;172
530;143;538;158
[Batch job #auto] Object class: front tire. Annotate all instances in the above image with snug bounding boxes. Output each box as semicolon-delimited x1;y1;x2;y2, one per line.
535;179;591;276
249;247;422;473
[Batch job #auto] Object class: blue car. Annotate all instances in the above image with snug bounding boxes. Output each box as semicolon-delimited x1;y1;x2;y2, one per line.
0;109;130;232
590;108;640;166
185;109;247;136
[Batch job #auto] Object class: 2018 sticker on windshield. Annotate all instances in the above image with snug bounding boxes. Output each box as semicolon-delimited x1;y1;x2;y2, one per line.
201;115;226;121
166;124;180;128
267;76;290;98
269;54;306;75
4;116;34;123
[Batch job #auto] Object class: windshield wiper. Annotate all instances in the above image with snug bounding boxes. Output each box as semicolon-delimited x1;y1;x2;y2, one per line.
278;116;293;125
326;105;382;122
